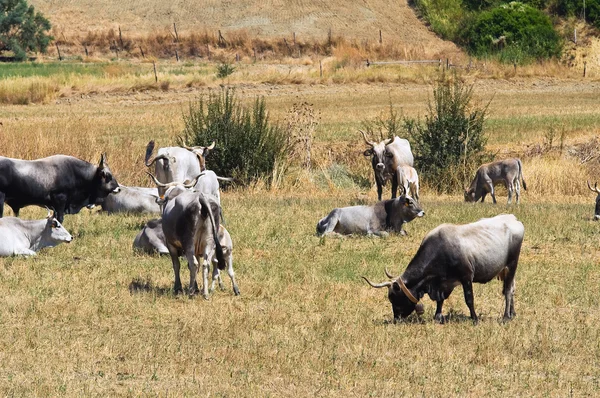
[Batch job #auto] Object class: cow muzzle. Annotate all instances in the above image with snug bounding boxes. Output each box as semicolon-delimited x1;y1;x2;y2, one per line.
376;163;385;170
417;211;425;217
594;214;600;221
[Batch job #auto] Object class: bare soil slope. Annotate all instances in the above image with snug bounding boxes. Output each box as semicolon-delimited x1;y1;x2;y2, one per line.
30;0;459;54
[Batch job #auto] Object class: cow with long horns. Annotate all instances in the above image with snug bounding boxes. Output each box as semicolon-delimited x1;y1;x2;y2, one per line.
360;131;414;201
363;214;524;323
587;181;600;220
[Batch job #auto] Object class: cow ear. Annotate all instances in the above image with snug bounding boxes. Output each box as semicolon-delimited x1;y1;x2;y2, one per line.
363;149;373;157
99;153;108;168
392;281;401;292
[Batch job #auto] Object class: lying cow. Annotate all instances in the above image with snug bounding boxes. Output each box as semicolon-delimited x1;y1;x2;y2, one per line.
316;188;424;237
587;181;600;220
0;213;73;257
464;158;527;204
0;153;119;222
133;219;240;296
95;184;160;214
398;165;420;201
148;173;226;298
361;131;414;200
363;214;524;323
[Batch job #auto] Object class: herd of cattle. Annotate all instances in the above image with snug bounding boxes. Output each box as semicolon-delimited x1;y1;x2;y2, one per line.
0;131;597;322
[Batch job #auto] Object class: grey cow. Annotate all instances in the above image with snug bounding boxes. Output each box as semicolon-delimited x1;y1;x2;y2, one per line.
464;158;527;204
147;173;226;298
0;213;73;257
133;219;239;295
95;184;160;214
361;131;414;201
363;214;524;323
316;189;424;237
587;181;600;220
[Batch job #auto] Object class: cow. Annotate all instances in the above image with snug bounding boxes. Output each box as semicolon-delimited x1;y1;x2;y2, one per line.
363;214;524;324
132;219;240;296
147;173;226;299
361;131;414;200
398;165;420;201
0;212;73;257
464;158;527;204
144;140;231;204
0;153;119;222
316;187;424;237
94;184;160;214
133;218;169;255
587;181;600;220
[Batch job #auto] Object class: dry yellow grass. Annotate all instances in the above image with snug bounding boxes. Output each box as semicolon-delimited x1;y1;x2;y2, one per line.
1;77;600;396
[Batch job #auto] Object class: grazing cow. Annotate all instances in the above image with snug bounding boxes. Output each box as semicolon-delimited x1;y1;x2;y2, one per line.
361;131;414;200
464;158;527;204
316;188;424;237
132;219;240;296
145;140;231;204
0;213;73;257
398;165;420;201
0;153;119;222
363;214;524;323
587;181;600;220
148;173;226;298
95;184;160;214
133;218;169;255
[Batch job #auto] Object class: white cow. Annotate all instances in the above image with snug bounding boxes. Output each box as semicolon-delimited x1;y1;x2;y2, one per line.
0;214;73;257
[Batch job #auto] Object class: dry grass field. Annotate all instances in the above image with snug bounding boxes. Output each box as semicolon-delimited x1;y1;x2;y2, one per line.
1;62;600;396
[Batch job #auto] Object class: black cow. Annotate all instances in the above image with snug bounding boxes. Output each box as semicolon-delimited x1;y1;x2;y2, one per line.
363;214;524;323
0;153;119;222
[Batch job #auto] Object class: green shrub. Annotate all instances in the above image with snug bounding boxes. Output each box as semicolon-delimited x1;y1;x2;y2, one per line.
404;72;492;193
0;0;52;61
461;2;562;62
216;62;235;79
182;87;291;187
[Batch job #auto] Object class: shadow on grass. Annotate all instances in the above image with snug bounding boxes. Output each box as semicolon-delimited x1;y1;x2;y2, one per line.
129;277;173;296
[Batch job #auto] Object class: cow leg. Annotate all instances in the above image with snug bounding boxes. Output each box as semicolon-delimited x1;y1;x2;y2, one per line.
487;183;497;204
185;250;200;297
209;259;220;293
507;181;514;204
461;280;478;323
391;173;398;199
434;300;445;324
51;192;68;223
228;256;240;296
515;179;521;204
0;191;5;218
201;255;210;300
168;245;183;294
503;262;519;320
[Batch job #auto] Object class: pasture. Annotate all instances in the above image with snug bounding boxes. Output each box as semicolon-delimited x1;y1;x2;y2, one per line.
0;66;600;396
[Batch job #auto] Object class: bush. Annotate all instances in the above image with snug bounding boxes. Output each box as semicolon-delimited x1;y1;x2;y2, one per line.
0;0;52;61
216;62;235;79
182;87;291;187
405;72;492;193
552;0;600;29
461;2;562;62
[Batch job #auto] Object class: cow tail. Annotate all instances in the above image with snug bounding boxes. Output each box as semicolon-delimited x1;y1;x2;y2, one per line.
198;195;226;270
144;141;156;167
518;159;527;191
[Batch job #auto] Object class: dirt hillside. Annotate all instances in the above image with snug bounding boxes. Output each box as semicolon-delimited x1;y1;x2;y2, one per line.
30;0;459;55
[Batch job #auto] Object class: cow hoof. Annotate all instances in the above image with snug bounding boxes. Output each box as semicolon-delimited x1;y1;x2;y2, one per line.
203;294;210;300
233;287;240;296
434;314;444;324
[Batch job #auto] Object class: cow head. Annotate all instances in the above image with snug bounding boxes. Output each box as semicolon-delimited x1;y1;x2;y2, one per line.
42;211;73;246
361;130;393;181
587;181;600;220
363;270;424;321
464;187;476;202
95;153;119;198
146;172;202;209
178;136;215;172
386;190;424;230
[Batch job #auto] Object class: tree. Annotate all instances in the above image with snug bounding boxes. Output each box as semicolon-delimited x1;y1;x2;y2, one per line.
0;0;52;61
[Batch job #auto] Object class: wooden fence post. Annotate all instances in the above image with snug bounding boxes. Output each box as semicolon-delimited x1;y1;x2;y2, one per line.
173;23;179;42
153;61;158;83
253;47;256;61
175;48;179;62
56;43;62;61
584;61;587;77
206;44;210;59
84;45;88;57
319;60;323;78
119;26;124;50
379;29;382;45
113;41;119;58
293;32;296;46
139;46;145;58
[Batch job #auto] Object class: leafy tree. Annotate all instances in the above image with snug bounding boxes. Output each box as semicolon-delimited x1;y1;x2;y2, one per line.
461;2;562;62
405;72;492;193
0;0;52;61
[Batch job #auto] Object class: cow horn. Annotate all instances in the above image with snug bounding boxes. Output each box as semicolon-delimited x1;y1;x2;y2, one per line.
146;172;169;188
587;181;600;194
359;130;375;147
46;207;52;219
177;136;194;151
183;173;205;188
362;276;392;289
384;267;397;279
206;141;215;150
383;137;392;145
